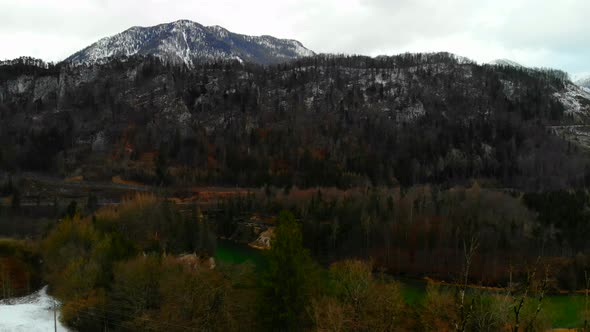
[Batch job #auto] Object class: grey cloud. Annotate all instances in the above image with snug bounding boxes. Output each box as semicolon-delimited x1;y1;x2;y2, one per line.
0;0;587;75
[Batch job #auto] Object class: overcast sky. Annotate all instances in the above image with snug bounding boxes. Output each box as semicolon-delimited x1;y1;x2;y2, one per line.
1;0;588;78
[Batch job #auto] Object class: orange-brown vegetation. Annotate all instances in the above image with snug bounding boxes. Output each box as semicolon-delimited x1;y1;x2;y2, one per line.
0;239;40;298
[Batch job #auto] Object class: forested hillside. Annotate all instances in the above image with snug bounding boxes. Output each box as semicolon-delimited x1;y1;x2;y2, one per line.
0;53;588;190
4;53;590;330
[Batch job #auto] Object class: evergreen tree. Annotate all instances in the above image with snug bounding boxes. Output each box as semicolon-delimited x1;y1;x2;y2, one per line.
258;210;318;330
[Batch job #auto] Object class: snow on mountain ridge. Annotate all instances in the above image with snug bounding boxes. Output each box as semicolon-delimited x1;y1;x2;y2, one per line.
489;59;525;68
66;20;315;66
553;82;590;119
575;75;590;89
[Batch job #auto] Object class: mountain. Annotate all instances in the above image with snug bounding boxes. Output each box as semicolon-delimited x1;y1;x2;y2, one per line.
2;53;590;190
65;20;315;66
489;59;525;68
575;75;590;91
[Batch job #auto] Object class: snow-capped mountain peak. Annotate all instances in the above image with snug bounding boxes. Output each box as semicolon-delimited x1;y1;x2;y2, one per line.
66;20;315;66
489;59;525;68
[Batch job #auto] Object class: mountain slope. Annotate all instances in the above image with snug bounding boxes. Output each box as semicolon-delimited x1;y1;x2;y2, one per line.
576;75;590;91
552;82;590;118
65;20;314;66
2;53;589;190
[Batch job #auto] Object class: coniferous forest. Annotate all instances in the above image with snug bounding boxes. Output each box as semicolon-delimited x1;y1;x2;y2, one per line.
0;53;582;190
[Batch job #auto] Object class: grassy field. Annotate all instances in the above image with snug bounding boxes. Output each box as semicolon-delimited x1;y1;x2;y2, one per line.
215;242;587;329
398;281;588;329
544;295;586;328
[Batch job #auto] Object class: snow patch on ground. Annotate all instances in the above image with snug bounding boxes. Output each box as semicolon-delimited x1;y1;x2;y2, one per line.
0;286;69;332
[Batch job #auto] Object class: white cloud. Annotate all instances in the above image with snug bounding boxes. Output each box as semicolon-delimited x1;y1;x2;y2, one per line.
0;0;587;76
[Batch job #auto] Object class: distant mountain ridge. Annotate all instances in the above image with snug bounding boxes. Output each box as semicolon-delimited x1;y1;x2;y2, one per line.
0;56;51;68
489;59;525;68
65;20;315;66
576;75;590;91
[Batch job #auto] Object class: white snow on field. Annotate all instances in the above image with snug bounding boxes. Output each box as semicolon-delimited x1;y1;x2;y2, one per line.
0;286;69;332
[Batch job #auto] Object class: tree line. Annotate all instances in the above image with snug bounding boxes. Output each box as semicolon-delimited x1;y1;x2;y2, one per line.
1;199;564;331
216;184;590;292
